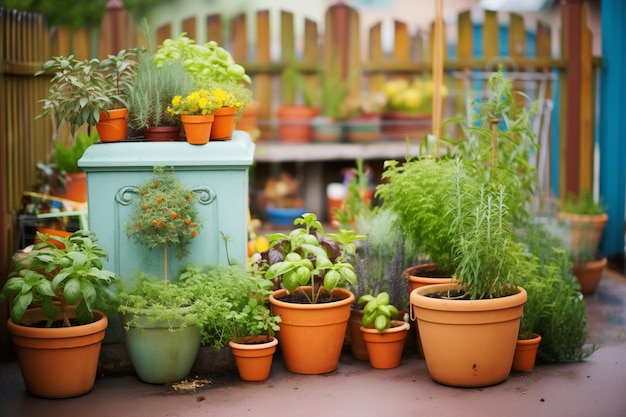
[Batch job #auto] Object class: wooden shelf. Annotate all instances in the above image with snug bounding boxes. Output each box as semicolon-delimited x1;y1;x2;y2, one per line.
253;141;421;163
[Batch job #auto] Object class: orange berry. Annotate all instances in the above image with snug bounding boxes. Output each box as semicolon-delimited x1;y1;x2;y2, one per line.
191;231;197;237
190;223;196;227
185;218;191;225
178;214;183;218
135;222;140;228
161;221;167;228
142;205;147;210
152;220;158;227
171;212;177;219
157;197;163;203
187;194;193;200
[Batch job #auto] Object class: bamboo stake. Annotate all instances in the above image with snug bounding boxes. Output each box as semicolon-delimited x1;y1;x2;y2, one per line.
432;0;444;152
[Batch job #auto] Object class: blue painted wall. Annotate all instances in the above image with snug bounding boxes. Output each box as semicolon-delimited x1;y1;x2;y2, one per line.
599;0;626;258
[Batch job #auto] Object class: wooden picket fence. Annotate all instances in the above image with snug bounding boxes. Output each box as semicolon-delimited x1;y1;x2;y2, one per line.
0;3;597;350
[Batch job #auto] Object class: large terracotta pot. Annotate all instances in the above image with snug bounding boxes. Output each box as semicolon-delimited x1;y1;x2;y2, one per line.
269;286;354;374
512;333;541;372
573;257;607;295
557;212;608;256
229;336;278;382
410;283;527;387
360;320;410;369
121;312;201;384
403;264;452;358
181;114;214;145
211;107;237;141
7;306;108;398
96;108;128;142
276;105;318;143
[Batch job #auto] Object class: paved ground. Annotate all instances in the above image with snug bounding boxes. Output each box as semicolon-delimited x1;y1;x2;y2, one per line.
1;270;625;417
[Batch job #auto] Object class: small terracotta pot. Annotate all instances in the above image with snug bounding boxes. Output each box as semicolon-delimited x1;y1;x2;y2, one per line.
143;125;181;141
573;257;607;295
211;107;237;141
512;333;541;372
96;108;128;142
276;105;318;143
269;286;353;374
182;114;214;145
229;336;278;381
360;320;410;369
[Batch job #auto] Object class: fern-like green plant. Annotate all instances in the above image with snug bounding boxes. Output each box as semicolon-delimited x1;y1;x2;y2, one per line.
448;159;531;299
376;155;458;274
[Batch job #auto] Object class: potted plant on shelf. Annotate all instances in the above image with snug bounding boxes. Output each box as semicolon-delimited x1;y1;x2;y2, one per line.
358;292;409;369
127;50;196;141
342;90;387;142
255;212;365;374
167;87;241;144
0;230;119;398
311;66;350;142
36;48;139;142
557;189;608;295
275;59;318;143
154;34;253;141
117;166;206;383
381;76;440;140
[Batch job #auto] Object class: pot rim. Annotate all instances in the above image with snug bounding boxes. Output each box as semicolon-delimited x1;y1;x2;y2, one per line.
269;286;355;310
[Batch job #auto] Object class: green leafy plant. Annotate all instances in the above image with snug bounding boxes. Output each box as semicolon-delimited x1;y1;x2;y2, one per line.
257;212;365;304
127;51;196;129
154;34;252;119
559;188;606;215
442;68;539;226
35;49;140;137
358;292;400;332
519;222;598;361
53;131;99;174
0;230;119;327
376;155;458;274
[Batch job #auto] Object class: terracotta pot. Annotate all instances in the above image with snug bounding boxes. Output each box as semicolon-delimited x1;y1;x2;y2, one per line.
557;212;608;257
50;171;88;202
211;107;237;141
512;333;541;372
181;114;214;145
348;309;368;361
403;264;452;358
410;283;527;387
360;320;410;369
276;105;318;143
229;336;278;382
235;100;260;140
143;125;181;141
96;108;128;142
34;228;72;249
269;286;354;374
573;257;607;295
346;113;381;142
381;110;430;141
7;307;108;398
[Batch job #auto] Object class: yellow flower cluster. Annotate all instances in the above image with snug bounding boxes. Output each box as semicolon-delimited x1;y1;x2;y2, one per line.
168;88;242;116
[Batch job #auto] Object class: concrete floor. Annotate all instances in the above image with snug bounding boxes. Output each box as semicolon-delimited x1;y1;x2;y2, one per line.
1;270;625;417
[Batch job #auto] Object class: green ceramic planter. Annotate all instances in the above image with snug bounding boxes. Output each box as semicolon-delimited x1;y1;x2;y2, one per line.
121;314;201;384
